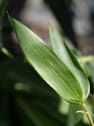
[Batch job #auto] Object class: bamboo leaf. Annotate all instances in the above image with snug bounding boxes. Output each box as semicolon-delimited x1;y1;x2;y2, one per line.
49;25;90;101
9;17;90;104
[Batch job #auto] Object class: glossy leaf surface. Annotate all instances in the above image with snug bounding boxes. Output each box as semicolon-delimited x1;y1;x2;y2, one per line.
9;17;89;104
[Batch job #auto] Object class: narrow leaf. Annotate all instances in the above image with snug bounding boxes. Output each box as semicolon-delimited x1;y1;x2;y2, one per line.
9;17;89;104
49;25;90;100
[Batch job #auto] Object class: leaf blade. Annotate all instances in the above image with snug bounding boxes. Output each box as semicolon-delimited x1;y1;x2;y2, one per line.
49;24;90;100
9;17;88;104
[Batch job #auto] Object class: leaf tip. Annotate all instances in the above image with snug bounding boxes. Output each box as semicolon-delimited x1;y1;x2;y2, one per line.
8;14;14;28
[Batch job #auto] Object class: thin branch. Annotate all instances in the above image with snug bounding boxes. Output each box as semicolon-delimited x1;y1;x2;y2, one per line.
77;102;94;126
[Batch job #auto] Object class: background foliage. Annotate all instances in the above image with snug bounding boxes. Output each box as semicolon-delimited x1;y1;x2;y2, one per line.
0;1;94;126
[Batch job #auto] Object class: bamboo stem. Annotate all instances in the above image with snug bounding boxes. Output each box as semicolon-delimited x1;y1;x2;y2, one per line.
76;102;94;126
82;102;94;126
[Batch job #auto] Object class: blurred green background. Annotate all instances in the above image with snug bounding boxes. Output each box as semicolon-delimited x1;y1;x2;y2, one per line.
0;0;94;126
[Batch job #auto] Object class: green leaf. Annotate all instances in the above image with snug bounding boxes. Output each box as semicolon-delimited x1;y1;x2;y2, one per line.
9;17;89;104
49;25;90;101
